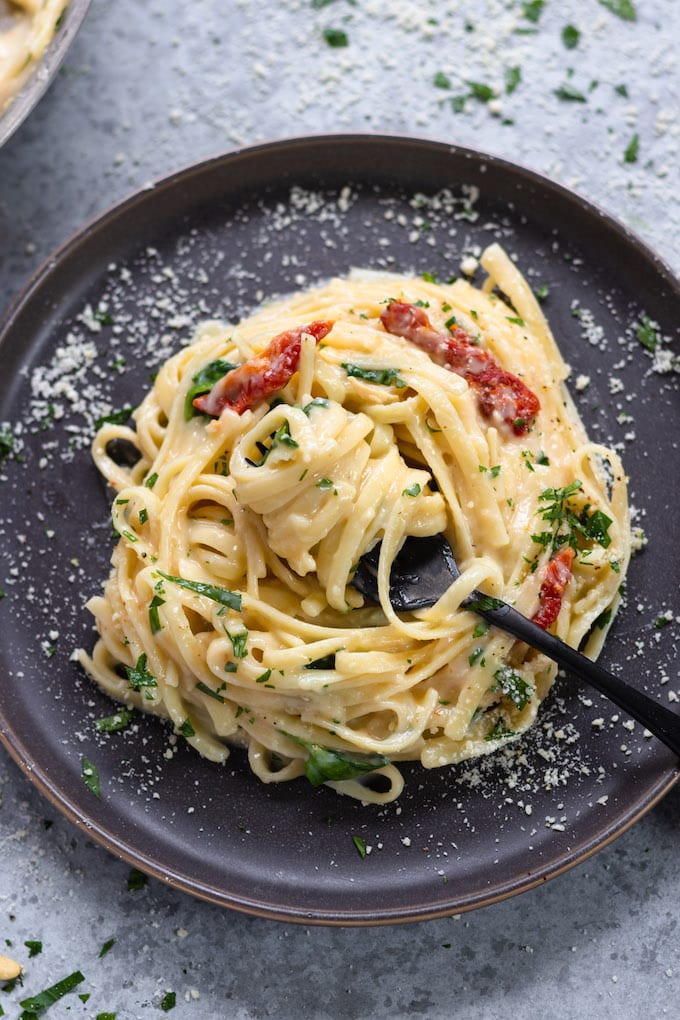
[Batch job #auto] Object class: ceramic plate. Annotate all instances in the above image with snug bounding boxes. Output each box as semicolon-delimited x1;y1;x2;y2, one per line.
0;135;678;924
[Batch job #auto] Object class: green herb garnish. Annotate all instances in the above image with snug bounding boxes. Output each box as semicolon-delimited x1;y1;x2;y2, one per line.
125;653;157;692
635;315;659;352
561;24;580;48
493;665;532;710
342;363;406;388
158;572;242;611
149;593;165;634
554;84;587;102
82;758;101;798
196;681;226;703
521;0;544;22
402;483;421;497
323;27;348;46
96;405;135;430
95;710;133;733
505;65;521;94
161;991;177;1012
184;359;238;419
597;0;636;20
127;868;148;891
19;971;85;1012
302;397;330;415
624;133;639;164
285;733;388;787
226;628;248;658
352;835;367;859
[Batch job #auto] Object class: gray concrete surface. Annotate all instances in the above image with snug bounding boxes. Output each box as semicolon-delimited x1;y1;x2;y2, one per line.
1;1;679;1017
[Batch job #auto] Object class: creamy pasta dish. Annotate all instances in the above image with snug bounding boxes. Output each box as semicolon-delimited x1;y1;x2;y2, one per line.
0;0;66;112
78;244;630;803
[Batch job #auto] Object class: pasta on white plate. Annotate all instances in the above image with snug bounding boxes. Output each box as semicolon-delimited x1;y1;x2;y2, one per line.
77;243;630;804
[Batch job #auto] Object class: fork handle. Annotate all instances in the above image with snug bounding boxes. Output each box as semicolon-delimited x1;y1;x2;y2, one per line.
466;593;680;759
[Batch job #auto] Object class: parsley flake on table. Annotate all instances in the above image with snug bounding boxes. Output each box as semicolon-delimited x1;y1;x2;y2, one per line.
19;970;85;1012
554;83;587;102
521;0;544;23
597;0;637;20
505;65;521;94
323;27;348;47
561;24;580;48
624;133;639;163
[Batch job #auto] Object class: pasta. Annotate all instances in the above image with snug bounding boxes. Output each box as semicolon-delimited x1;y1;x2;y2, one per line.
0;0;67;112
77;244;630;804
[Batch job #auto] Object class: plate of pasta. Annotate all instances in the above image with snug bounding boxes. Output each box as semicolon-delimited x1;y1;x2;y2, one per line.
0;135;678;923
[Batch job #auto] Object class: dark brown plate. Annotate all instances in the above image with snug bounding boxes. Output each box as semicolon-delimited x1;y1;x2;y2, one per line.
0;135;678;924
0;0;91;148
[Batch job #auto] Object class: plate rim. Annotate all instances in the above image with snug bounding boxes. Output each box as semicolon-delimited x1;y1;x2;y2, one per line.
1;133;679;924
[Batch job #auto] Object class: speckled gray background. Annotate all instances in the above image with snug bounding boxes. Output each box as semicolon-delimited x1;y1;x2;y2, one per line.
1;1;679;1017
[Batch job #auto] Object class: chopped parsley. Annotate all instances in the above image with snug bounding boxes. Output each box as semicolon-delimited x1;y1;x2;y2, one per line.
95;709;133;733
317;477;336;491
505;65;521;94
0;429;15;461
249;419;299;466
402;482;421;497
352;835;368;859
532;480;612;553
184;359;237;419
196;681;226;703
158;572;242;611
161;991;177;1012
226;628;248;658
24;941;43;958
554;83;587;102
434;71;451;89
561;24;580;48
144;472;159;489
81;758;101;798
149;593;165;634
493;665;532;710
179;718;196;738
635;315;659;352
127;868;148;891
304;653;336;669
521;0;544;22
597;0;637;20
125;653;157;692
19;971;85;1013
342;363;406;388
302;397;330;415
467;80;494;101
99;938;116;959
95;405;135;430
624;133;639;163
285;733;388;787
486;717;518;741
323;27;348;46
